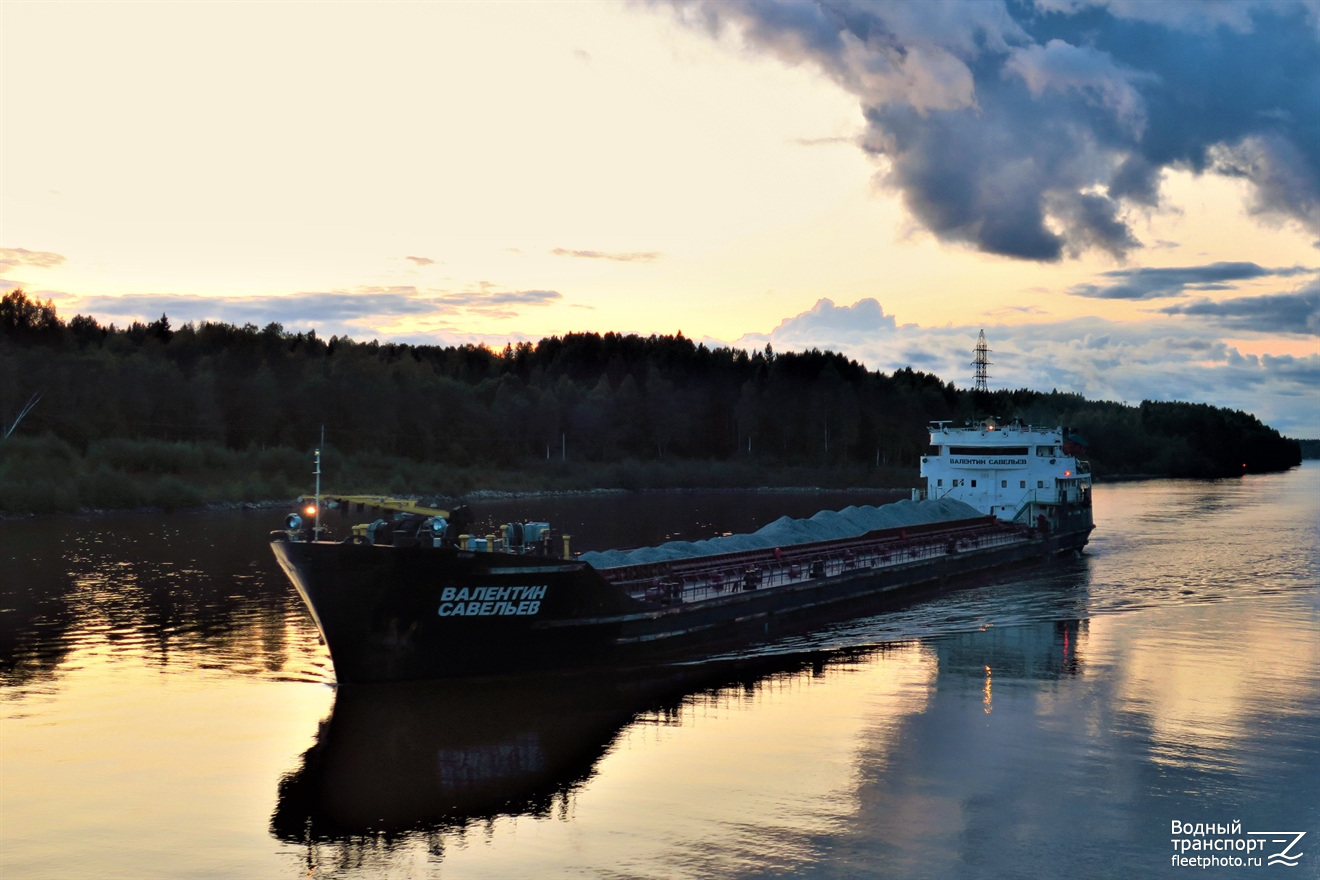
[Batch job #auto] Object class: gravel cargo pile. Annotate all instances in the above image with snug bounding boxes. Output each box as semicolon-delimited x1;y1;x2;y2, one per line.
580;497;981;569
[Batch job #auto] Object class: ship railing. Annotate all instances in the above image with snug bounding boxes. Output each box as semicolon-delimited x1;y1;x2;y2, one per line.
1009;494;1039;523
610;519;1031;606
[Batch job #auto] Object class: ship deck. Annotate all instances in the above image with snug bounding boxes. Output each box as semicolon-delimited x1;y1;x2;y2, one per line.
597;517;1029;608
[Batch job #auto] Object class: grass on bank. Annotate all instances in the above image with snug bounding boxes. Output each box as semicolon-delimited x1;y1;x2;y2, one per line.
0;434;920;515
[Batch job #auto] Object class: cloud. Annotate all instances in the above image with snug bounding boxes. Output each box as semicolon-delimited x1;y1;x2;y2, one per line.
790;135;855;147
0;249;71;300
655;0;1320;260
404;255;436;266
1159;280;1320;335
431;288;561;310
1259;351;1320;388
1209;132;1320;231
0;247;66;271
729;297;1320;436
1034;0;1314;35
751;297;899;348
984;304;1049;318
71;285;562;339
550;248;662;262
1067;262;1316;300
1004;39;1155;138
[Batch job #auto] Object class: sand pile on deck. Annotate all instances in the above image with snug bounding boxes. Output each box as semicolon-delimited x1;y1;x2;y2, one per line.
579;497;981;569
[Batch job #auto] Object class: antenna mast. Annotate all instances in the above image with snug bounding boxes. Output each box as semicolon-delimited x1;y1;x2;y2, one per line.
313;426;323;538
972;329;991;393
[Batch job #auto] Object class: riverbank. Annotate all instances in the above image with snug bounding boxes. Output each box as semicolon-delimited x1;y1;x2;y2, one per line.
0;434;920;516
5;430;1302;517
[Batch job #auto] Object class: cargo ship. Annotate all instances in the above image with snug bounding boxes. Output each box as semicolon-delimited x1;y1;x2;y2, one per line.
271;418;1093;683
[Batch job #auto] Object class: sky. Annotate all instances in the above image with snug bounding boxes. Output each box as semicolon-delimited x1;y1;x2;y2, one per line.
2;0;1317;436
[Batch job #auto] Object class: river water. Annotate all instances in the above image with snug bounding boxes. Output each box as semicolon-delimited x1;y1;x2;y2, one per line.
2;467;1317;879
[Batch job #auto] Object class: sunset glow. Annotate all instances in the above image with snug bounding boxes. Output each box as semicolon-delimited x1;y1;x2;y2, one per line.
3;1;1316;433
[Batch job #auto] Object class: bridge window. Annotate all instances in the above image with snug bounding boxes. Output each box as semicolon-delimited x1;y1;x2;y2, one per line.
950;446;1028;456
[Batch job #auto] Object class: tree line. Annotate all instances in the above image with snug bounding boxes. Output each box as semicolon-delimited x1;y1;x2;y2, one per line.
0;290;1303;512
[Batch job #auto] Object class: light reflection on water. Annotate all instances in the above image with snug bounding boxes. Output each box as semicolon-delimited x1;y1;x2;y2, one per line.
1;465;1317;879
1;509;332;693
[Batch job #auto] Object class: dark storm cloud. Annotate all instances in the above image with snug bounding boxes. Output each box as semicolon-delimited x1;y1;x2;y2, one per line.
656;0;1320;260
1067;262;1316;299
1159;281;1320;335
550;248;662;262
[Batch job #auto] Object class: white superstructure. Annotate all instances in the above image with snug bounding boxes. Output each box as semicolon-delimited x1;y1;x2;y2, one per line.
915;417;1092;525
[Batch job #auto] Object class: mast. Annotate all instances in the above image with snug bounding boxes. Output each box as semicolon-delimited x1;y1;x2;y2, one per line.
313;426;323;538
972;329;992;393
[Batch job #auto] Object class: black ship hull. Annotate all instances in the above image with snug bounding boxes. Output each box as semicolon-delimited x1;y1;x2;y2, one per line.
272;514;1092;683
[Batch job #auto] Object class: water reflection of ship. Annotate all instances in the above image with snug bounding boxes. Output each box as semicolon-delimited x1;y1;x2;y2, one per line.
270;658;813;842
271;622;1086;848
933;619;1085;681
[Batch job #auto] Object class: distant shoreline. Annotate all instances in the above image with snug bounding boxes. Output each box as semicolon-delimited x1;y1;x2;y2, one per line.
7;466;1313;521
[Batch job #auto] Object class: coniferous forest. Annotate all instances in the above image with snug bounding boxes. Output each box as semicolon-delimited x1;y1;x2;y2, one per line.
0;290;1303;513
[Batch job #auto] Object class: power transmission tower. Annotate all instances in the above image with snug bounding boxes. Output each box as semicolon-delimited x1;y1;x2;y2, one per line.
972;330;991;393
